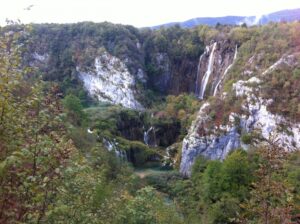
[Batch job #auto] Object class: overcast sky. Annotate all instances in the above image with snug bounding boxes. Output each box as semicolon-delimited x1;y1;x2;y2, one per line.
1;0;300;27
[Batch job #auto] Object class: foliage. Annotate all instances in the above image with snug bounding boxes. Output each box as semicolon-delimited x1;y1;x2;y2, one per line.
244;139;296;223
261;61;300;122
115;137;160;167
0;28;76;222
45;146;136;224
143;25;203;62
143;25;204;94
285;151;300;208
159;94;201;139
62;93;87;125
119;186;183;224
241;133;253;144
0;25;172;224
142;150;255;223
143;145;300;223
2;21;300;224
221;150;252;199
216;22;300;123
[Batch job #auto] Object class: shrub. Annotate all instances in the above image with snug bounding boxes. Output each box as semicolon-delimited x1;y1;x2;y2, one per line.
292;68;300;80
241;133;252;144
63;94;86;125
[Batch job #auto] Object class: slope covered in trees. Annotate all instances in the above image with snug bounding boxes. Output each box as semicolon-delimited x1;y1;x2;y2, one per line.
0;21;300;223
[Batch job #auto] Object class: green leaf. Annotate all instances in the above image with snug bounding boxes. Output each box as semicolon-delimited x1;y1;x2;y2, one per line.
0;160;7;177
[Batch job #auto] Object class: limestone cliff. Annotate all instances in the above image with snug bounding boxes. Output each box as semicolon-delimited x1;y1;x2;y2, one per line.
77;51;143;110
180;103;240;176
180;51;300;176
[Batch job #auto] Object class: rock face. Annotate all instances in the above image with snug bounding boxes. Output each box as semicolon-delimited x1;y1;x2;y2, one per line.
163;142;181;167
147;52;199;95
195;41;238;99
148;40;238;98
180;53;300;177
181;42;240;176
150;53;172;93
234;76;300;150
180;103;241;176
77;51;143;110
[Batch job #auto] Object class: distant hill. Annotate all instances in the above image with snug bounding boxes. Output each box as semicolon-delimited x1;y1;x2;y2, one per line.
153;8;300;28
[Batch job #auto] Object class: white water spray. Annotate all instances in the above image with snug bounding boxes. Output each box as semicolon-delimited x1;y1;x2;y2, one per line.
195;53;205;96
199;42;217;99
103;138;127;160
144;126;154;146
213;45;238;96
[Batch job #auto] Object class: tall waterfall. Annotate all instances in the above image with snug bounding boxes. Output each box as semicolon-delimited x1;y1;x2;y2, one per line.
195;54;205;96
199;42;217;99
213;45;238;96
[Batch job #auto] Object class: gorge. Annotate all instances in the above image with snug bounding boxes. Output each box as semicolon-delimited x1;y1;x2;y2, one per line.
28;22;300;175
1;20;300;223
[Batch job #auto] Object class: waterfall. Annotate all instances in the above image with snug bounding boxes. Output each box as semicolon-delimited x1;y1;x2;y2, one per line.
195;53;205;96
143;126;154;146
103;138;127;160
199;42;217;99
143;131;148;145
115;149;127;160
213;45;238;96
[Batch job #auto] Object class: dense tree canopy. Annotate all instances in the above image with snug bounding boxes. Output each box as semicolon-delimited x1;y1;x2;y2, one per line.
0;21;300;224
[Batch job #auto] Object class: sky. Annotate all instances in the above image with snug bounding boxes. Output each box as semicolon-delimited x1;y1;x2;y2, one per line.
1;0;300;27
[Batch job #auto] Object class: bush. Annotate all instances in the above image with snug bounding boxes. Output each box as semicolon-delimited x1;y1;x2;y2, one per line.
63;94;86;125
119;186;183;224
292;68;300;80
241;133;252;144
116;137;160;167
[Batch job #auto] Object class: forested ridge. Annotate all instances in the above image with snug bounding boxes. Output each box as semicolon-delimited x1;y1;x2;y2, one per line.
0;21;300;224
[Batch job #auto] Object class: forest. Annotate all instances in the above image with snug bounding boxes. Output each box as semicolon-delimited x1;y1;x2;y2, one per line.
0;21;300;224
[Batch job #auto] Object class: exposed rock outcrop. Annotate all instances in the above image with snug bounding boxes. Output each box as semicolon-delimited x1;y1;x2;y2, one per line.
150;53;172;93
163;142;181;167
180;42;240;176
147;52;199;95
234;76;300;150
180;53;300;176
180;103;240;176
262;54;298;75
77;51;143;110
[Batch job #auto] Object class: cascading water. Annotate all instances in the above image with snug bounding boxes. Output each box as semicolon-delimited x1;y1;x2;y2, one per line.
143;131;148;145
213;45;238;96
234;44;238;60
144;126;154;146
199;42;217;99
195;53;205;96
103;138;127;160
115;149;127;160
